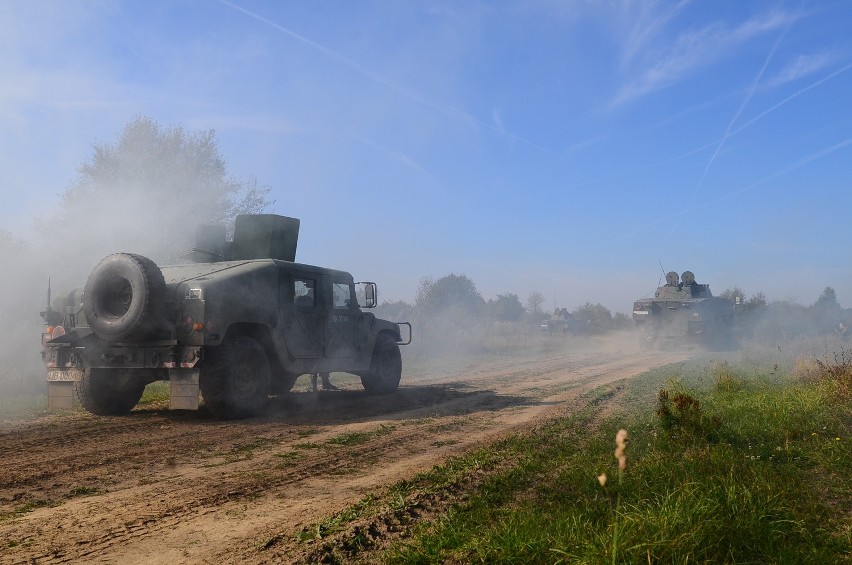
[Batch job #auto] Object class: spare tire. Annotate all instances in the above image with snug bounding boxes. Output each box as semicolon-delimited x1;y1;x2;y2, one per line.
83;253;167;342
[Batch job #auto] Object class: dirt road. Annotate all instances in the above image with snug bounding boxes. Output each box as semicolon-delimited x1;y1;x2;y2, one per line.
1;349;690;564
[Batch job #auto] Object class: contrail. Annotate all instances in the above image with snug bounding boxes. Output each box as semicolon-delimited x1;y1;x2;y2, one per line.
614;136;852;241
480;57;848;217
731;62;852;136
217;0;561;157
604;62;850;240
657;26;790;253
448;50;846;221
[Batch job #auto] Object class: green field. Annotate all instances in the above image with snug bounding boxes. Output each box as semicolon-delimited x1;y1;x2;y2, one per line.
302;347;852;564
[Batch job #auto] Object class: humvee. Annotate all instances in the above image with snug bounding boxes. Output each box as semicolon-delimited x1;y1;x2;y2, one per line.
632;270;734;350
40;214;412;419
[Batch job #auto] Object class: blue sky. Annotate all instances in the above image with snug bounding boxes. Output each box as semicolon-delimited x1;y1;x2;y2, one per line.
1;0;850;312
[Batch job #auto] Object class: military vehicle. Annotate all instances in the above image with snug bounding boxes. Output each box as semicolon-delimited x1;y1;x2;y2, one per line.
541;308;584;336
632;270;734;350
40;214;412;419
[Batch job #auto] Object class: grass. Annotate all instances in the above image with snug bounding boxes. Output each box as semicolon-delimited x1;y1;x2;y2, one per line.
298;495;380;542
0;499;58;522
327;424;396;447
293;441;322;450
300;349;851;564
67;486;101;498
274;451;303;467
139;381;170;405
218;437;277;463
431;439;460;447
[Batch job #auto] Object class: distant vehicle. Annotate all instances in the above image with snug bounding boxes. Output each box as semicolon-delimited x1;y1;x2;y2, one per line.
541;308;584;336
40;214;412;419
632;270;734;350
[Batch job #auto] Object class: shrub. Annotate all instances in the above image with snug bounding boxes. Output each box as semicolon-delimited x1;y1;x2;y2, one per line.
657;389;721;442
815;346;852;400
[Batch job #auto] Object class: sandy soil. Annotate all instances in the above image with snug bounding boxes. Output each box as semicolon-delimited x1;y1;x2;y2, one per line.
0;347;690;564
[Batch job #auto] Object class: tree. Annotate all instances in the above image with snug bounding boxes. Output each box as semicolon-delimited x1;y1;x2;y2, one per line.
36;115;273;268
612;312;632;330
813;287;839;310
489;293;525;322
719;287;746;306
573;302;613;335
415;276;436;310
526;291;545;319
745;291;767;312
374;300;414;322
810;286;842;333
416;274;485;316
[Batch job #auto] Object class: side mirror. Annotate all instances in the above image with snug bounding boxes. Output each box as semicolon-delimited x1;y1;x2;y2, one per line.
356;282;378;308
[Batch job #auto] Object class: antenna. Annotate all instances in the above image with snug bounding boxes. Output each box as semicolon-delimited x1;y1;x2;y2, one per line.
40;278;58;325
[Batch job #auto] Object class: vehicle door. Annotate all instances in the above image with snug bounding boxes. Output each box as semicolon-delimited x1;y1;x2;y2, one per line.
324;276;359;359
279;270;324;358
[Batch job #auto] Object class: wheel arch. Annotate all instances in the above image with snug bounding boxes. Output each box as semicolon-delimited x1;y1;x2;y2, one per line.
220;322;283;369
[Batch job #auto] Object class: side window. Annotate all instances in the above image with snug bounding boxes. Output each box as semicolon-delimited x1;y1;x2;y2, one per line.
332;282;353;310
294;278;316;308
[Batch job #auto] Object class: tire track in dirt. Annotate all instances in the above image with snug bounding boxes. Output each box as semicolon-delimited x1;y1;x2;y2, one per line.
1;386;538;563
0;349;690;564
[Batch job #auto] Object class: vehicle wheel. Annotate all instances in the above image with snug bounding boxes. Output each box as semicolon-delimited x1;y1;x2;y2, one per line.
76;369;145;416
200;336;270;419
83;253;167;342
360;333;401;394
270;369;299;394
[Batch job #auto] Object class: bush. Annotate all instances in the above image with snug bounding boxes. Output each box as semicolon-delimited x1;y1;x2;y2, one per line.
657;389;721;442
815;346;852;401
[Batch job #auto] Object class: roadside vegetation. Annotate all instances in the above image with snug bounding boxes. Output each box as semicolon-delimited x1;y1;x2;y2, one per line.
298;344;852;564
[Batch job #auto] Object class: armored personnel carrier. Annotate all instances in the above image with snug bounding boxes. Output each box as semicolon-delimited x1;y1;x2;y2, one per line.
632;270;734;350
40;214;411;419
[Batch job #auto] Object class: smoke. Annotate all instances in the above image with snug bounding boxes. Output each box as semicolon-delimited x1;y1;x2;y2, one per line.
739;297;850;347
0;216;189;398
0;117;270;400
375;296;644;381
0;234;50;396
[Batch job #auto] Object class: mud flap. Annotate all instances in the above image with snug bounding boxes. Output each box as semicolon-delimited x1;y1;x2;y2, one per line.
170;369;200;410
46;368;83;411
47;382;77;411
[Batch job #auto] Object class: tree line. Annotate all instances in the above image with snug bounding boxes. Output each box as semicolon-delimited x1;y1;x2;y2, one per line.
375;273;632;337
719;286;851;341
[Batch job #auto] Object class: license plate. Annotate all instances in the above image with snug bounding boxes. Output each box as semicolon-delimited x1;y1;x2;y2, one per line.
47;369;84;382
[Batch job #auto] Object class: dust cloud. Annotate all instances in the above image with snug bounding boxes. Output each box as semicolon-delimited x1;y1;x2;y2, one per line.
384;282;851;386
0;117;271;400
0;236;51;396
378;299;643;382
0;200;199;398
2;177;849;403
